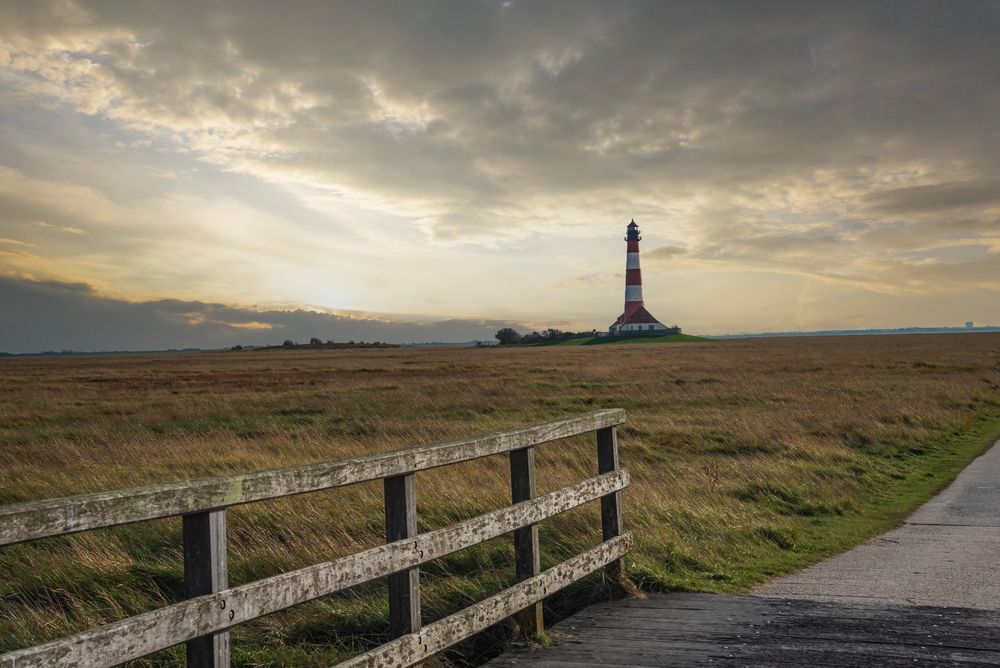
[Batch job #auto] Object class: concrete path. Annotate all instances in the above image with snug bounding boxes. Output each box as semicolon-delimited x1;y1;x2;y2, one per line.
756;438;1000;608
490;439;1000;666
488;593;1000;667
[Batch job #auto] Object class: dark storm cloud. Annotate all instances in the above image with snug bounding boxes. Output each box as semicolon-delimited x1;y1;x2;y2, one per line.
0;275;521;353
4;0;999;239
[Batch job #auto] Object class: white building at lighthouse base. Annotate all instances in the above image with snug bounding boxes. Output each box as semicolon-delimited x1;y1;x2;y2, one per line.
608;303;680;336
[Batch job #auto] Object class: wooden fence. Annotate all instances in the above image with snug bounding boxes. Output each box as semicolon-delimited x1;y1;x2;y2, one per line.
0;409;632;667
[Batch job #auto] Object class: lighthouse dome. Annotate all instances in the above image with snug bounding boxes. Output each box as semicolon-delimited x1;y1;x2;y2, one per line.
625;219;641;241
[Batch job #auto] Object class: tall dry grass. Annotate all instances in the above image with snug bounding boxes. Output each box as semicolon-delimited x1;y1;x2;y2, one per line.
1;334;999;665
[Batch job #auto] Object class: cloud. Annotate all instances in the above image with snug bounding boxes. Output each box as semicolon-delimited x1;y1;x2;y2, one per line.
4;1;1000;242
0;274;526;353
646;205;1000;296
34;220;85;234
645;245;688;262
0;249;34;259
1;2;999;333
551;272;620;289
862;181;1000;215
227;321;278;331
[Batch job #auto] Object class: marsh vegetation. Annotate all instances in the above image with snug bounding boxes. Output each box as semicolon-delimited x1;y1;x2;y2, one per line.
1;334;999;665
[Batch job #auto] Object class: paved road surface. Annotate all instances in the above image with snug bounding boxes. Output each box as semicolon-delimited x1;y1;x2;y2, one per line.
490;439;1000;666
488;593;1000;667
756;438;1000;608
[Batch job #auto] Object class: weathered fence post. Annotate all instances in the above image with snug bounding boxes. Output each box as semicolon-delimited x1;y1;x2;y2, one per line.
183;509;230;667
596;426;625;584
510;446;543;637
385;473;421;638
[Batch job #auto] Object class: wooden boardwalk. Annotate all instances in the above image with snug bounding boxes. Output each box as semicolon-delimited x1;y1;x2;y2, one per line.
488;592;1000;667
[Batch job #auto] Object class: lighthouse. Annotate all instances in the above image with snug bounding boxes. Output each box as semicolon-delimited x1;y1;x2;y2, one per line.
608;219;679;336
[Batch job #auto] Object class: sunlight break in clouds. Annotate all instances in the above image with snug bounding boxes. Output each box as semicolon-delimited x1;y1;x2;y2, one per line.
1;1;999;348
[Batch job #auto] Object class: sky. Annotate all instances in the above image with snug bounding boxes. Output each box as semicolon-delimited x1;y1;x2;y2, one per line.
1;1;999;351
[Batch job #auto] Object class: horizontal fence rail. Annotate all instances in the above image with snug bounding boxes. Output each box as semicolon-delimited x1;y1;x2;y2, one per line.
342;535;634;668
0;409;631;668
0;409;625;546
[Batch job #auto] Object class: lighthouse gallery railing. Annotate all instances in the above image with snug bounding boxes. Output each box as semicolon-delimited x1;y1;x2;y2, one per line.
0;409;631;668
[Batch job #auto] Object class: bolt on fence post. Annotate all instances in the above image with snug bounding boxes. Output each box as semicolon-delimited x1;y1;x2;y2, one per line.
596;426;626;585
510;446;544;638
385;473;421;638
183;509;230;667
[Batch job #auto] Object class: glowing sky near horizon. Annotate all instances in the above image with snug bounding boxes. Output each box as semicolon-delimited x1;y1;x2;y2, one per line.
1;0;999;344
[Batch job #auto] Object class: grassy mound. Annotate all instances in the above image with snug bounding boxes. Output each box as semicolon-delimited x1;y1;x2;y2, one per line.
544;333;712;345
587;333;711;344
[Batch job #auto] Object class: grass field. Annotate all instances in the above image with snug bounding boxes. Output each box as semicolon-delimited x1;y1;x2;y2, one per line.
2;333;1000;665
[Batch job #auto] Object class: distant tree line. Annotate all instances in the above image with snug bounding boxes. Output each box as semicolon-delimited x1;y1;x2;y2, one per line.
284;337;385;347
229;338;398;351
494;327;594;345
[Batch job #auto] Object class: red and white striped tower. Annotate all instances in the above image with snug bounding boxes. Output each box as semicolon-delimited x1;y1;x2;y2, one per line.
624;219;644;309
609;219;676;336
